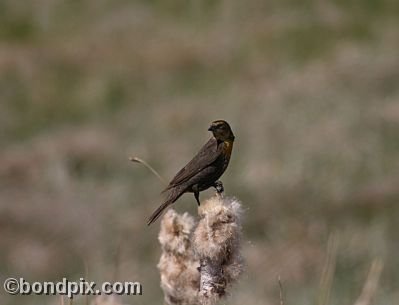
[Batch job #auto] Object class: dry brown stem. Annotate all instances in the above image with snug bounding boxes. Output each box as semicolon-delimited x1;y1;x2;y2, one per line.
353;259;384;305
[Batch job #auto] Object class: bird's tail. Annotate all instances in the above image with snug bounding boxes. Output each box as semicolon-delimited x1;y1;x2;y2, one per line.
147;199;174;226
147;188;184;226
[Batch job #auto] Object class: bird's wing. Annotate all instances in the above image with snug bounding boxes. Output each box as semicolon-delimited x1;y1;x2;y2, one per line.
163;137;221;190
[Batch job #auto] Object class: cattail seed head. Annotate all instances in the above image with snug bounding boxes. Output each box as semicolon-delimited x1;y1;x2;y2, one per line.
157;196;244;305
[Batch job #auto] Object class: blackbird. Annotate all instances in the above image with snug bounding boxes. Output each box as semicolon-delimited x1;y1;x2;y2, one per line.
147;120;235;225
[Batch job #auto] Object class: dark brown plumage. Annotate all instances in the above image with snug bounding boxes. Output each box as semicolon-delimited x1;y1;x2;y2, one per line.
147;120;235;225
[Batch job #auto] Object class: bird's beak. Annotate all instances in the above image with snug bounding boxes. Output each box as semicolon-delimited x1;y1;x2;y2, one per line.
208;125;215;131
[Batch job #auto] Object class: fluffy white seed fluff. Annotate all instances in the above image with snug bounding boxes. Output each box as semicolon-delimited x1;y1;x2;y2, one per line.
157;196;244;305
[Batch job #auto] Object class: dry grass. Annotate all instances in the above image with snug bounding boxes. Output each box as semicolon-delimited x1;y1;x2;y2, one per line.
353;259;384;305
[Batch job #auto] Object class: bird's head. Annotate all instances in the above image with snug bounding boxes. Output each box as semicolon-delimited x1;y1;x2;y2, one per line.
208;120;235;141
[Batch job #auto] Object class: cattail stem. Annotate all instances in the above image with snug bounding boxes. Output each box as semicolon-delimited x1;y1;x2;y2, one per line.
199;257;226;298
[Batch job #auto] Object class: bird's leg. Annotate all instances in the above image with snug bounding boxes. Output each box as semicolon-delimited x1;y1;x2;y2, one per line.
194;192;201;206
193;184;201;206
213;180;224;194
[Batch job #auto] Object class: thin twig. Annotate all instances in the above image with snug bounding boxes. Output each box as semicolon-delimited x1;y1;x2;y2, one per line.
317;232;339;305
353;258;384;305
129;156;167;186
278;276;285;305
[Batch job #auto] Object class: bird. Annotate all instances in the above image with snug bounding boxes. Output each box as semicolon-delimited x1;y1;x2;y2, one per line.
147;120;235;225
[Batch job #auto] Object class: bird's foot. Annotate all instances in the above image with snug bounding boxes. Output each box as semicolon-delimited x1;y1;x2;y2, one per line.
213;180;224;195
194;190;201;206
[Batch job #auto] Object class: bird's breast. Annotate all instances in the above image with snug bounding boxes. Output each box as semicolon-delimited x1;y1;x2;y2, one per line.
222;140;234;159
221;140;234;171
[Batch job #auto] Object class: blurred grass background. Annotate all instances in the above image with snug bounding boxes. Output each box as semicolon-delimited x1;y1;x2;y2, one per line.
0;0;399;304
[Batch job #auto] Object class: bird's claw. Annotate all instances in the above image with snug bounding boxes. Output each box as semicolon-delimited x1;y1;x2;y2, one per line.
214;180;224;194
